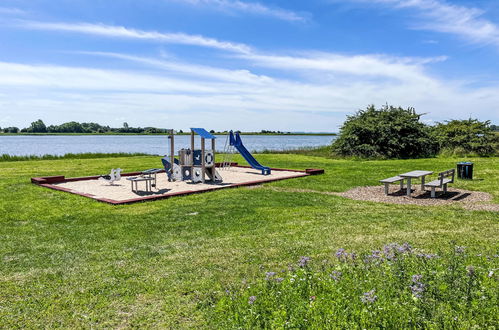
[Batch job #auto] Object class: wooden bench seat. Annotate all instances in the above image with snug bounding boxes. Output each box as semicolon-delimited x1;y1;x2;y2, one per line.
424;169;455;198
380;176;405;195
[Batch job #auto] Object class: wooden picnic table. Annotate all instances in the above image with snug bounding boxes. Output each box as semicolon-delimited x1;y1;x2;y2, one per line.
399;170;433;196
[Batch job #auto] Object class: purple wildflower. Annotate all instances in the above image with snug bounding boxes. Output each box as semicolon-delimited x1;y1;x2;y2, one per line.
361;290;377;304
330;271;342;281
275;277;284;283
265;272;277;280
298;256;311;267
455;246;466;254
410;274;425;298
412;274;423;282
248;296;257;304
383;244;397;260
400;242;412;253
371;250;382;259
335;248;346;258
335;248;353;262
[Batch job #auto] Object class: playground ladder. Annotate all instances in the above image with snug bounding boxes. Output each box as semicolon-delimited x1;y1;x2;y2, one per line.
221;133;235;170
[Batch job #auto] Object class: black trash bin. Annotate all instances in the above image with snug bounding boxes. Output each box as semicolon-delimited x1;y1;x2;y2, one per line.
457;162;473;179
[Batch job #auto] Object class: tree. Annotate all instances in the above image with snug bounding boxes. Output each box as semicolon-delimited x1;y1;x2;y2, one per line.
28;119;47;133
331;104;437;159
210;129;215;134
58;121;84;133
432;119;498;156
3;127;19;133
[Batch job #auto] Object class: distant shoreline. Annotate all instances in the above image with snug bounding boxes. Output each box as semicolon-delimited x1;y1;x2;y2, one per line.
0;132;337;136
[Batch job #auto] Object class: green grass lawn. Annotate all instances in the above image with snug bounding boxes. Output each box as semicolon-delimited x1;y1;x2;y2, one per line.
0;154;497;327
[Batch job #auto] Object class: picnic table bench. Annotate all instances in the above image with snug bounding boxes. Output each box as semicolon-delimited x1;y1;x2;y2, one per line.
399;170;433;196
424;169;455;198
380;170;433;196
379;176;405;195
126;168;163;193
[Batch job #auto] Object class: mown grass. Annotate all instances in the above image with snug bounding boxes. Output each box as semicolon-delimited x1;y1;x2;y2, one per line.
0;154;497;328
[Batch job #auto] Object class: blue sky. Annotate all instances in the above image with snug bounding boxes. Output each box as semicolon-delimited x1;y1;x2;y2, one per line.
0;0;498;132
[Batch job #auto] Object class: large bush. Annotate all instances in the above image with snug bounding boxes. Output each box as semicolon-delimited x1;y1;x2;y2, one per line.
432;119;498;156
332;105;437;158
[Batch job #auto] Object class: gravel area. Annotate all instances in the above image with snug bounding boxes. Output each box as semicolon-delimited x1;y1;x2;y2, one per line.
338;186;498;212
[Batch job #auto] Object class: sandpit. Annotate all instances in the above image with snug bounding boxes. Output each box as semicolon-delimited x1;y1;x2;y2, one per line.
32;166;322;204
338;185;498;212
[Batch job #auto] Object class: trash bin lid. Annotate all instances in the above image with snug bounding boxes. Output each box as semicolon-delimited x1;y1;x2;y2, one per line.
457;161;473;165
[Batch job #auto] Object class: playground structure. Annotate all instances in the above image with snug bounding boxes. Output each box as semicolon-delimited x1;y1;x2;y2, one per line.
161;128;223;184
222;131;271;175
31;127;325;204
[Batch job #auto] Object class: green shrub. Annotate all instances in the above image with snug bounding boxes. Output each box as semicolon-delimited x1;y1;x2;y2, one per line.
432;119;498;156
331;105;437;159
214;244;498;328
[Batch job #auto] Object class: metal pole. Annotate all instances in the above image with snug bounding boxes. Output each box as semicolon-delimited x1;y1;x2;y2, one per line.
212;138;215;167
170;129;175;178
191;130;194;151
201;137;205;183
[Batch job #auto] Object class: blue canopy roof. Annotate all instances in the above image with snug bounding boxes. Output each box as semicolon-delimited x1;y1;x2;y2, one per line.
190;128;216;139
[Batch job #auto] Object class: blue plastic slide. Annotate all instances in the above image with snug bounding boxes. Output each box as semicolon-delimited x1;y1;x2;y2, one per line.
230;131;271;175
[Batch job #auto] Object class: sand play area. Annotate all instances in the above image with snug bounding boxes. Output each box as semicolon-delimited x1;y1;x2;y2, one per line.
41;166;313;204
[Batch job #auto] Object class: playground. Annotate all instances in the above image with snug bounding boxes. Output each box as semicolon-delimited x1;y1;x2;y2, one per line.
31;128;323;204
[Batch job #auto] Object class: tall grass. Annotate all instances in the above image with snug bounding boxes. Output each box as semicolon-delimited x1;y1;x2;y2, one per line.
214;243;498;328
259;145;333;158
0;152;154;162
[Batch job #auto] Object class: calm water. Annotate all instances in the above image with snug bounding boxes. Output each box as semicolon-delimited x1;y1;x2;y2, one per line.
0;135;336;156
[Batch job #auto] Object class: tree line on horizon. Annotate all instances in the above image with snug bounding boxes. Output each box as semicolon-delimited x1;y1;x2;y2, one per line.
0;120;296;135
0;120;168;134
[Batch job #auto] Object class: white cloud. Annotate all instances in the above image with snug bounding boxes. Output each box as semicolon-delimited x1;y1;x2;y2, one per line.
76;51;274;85
354;0;499;47
171;0;308;22
1;56;498;131
18;21;253;54
239;52;447;84
0;7;26;16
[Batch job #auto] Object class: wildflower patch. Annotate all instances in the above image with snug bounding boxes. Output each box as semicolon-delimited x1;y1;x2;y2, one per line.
214;243;498;328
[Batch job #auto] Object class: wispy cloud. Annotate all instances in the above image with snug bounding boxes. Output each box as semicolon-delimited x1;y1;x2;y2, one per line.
171;0;308;22
355;0;499;47
0;7;26;16
20;19;446;84
76;51;274;84
239;52;447;84
18;21;253;54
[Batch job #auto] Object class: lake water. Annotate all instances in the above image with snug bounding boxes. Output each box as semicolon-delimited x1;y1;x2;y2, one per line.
0;135;336;156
